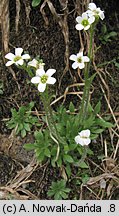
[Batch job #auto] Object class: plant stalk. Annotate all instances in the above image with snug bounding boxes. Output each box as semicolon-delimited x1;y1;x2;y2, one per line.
41;87;60;161
79;26;94;123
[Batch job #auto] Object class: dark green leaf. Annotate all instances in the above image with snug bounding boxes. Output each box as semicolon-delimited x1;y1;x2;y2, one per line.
92;128;104;134
57;157;62;167
21;129;26;138
69;102;75;112
44;148;51;157
95;119;113;128
65;164;71;177
94;101;101;115
34;130;43;140
64;155;74;163
79;162;89;169
108;31;117;38
23;123;31;131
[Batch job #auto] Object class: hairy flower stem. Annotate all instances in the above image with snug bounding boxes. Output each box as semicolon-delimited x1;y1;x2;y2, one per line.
41;88;60;161
78;26;94;163
79;146;88;164
79;26;94;124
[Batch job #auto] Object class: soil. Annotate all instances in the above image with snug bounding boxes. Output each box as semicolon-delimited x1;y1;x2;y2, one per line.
0;0;119;200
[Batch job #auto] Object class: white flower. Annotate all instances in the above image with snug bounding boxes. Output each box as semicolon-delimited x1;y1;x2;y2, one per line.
75;12;95;31
69;51;90;69
28;59;45;70
75;129;91;146
87;3;105;20
5;48;30;66
31;68;56;92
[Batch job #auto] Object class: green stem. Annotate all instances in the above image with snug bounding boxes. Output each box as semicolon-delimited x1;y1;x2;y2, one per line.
40;87;60;161
79;146;88;164
79;26;94;124
40;88;58;138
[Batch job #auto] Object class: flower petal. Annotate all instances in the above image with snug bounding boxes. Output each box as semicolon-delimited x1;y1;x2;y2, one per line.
47;77;56;84
76;16;82;23
82;12;88;19
5;61;14;66
88;3;97;10
79;129;90;137
99;11;105;20
69;54;77;61
16;59;24;65
75;135;81;144
88;16;95;24
36;69;45;76
22;54;30;59
72;62;79;69
46;69;56;77
84;25;90;30
28;59;37;67
31;76;40;84
5;53;15;60
38;83;46;92
85;129;91;137
83;138;91;145
78;62;85;69
75;23;84;30
15;48;23;56
82;56;90;62
75;136;85;146
77;52;83;58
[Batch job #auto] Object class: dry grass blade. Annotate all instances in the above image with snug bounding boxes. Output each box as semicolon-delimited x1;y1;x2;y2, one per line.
50;83;84;105
7;157;38;189
40;0;49;26
23;0;31;25
0;0;9;53
0;187;29;200
87;173;119;186
15;0;20;34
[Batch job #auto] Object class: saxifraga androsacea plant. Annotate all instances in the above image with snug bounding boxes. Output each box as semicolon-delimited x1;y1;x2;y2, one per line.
5;3;113;179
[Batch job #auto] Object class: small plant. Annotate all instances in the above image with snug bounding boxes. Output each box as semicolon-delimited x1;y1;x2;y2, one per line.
47;180;70;200
7;102;40;137
24;101;113;177
99;24;117;44
4;2;114;200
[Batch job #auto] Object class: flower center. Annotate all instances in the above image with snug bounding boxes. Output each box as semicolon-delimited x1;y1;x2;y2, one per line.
94;10;99;14
81;136;88;139
37;62;45;70
14;56;22;62
81;19;89;27
77;57;82;63
41;75;48;84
